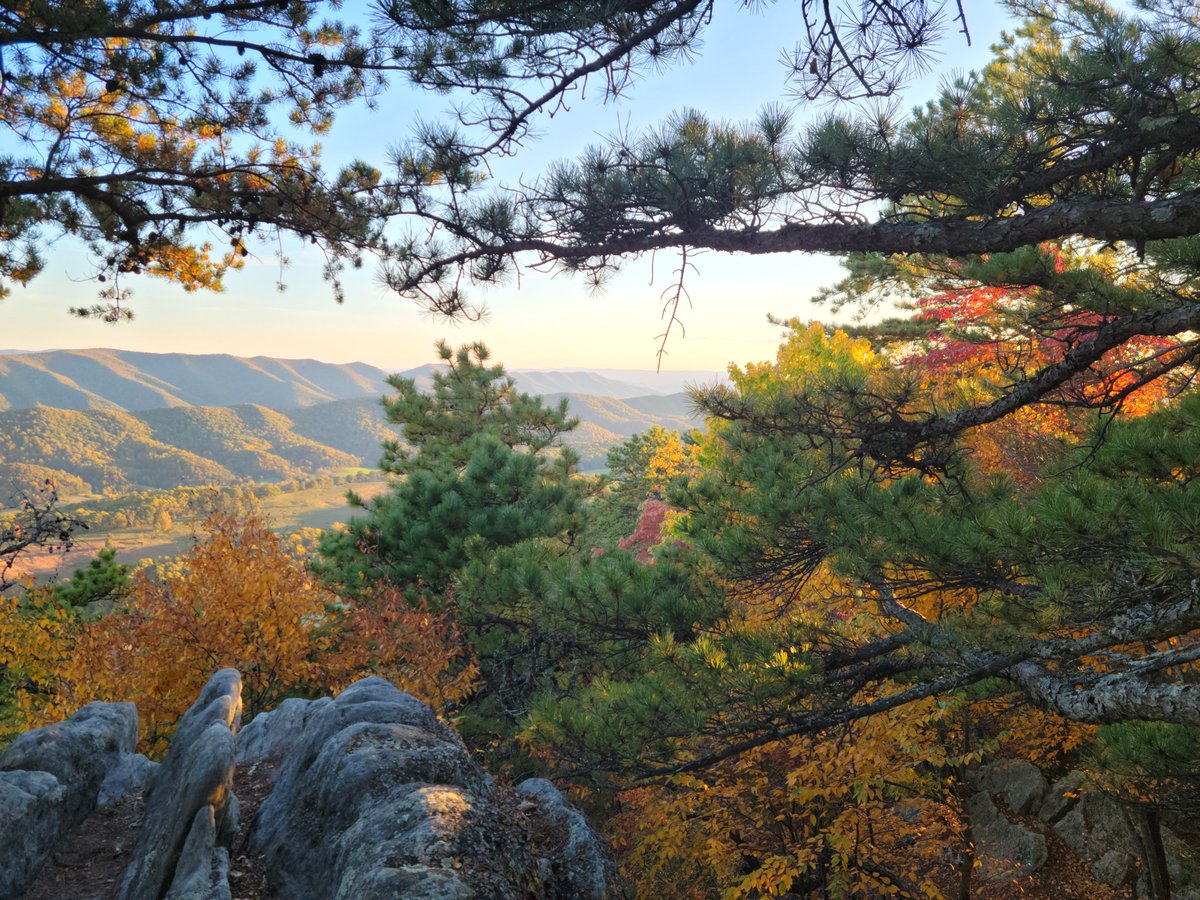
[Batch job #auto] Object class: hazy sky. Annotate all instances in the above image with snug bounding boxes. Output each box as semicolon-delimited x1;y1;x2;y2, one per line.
1;3;1016;374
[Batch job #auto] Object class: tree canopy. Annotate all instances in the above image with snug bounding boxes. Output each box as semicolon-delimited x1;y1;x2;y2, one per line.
383;1;1200;316
0;0;970;317
14;1;1193;321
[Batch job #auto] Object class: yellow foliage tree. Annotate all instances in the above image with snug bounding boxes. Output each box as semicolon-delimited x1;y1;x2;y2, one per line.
0;586;78;745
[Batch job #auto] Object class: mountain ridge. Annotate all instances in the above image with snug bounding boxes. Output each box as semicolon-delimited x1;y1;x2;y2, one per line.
0;349;389;412
0;349;720;412
0;350;707;495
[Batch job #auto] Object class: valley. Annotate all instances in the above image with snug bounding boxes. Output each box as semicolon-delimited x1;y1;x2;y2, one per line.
0;348;704;578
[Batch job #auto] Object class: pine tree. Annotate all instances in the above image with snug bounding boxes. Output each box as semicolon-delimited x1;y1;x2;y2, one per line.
51;546;131;612
391;2;1200;323
317;341;726;759
316;340;585;594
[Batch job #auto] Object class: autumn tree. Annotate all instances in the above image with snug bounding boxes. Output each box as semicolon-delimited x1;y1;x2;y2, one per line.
33;510;475;751
585;425;698;551
0;1;389;314
0;585;78;744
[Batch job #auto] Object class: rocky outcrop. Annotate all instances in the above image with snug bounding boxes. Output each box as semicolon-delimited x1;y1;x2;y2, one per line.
1;700;137;825
233;695;326;771
0;700;137;896
965;756;1049;882
118;668;242;900
970;758;1048;816
971;759;1200;896
1162;828;1200;900
1043;776;1184;892
0;770;68;897
954;755;1200;893
165;804;234;900
1054;791;1138;884
517;777;612;899
1038;770;1084;823
98;752;158;809
245;676;583;899
0;672;613;899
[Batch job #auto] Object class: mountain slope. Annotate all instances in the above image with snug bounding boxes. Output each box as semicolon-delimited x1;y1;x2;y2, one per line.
0;345;709;494
0;349;391;412
136;405;358;480
0;403;359;496
287;397;395;466
0;406;234;495
545;392;701;438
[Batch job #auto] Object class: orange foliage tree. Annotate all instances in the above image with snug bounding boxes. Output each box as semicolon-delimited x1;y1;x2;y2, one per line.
8;510;475;752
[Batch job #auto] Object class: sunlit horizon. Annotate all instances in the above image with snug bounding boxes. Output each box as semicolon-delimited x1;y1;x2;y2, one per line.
0;3;1014;373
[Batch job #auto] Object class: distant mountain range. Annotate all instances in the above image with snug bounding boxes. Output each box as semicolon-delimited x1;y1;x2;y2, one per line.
0;349;722;411
513;367;725;396
0;350;704;496
0;349;389;412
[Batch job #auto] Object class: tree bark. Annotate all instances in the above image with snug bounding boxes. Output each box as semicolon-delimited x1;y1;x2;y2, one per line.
1136;807;1172;900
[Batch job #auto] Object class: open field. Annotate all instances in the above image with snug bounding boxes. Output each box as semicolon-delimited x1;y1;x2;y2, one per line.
7;478;392;583
255;479;391;529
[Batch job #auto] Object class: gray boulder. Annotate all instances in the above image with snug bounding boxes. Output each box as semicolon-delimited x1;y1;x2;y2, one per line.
970;758;1048;816
967;792;1048;880
0;700;137;825
251;677;469;852
235;696;329;768
118;668;242;900
1093;848;1136;888
0;770;67;897
0;700;137;897
164;805;233;900
98;752;159;808
331;782;533;899
1165;826;1200;894
517;778;612;899
1038;770;1085;823
1054;792;1136;862
250;677;545;899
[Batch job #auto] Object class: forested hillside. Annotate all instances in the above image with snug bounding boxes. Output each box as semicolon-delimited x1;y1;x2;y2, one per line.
0;388;700;497
0;405;356;495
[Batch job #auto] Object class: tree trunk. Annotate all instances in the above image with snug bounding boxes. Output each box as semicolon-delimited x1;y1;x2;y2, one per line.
1136;807;1172;900
958;831;974;900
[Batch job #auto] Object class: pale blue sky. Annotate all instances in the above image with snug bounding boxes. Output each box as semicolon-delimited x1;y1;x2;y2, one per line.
1;2;1016;374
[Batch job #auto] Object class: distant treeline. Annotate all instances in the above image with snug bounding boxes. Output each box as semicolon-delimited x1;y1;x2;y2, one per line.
58;472;380;533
